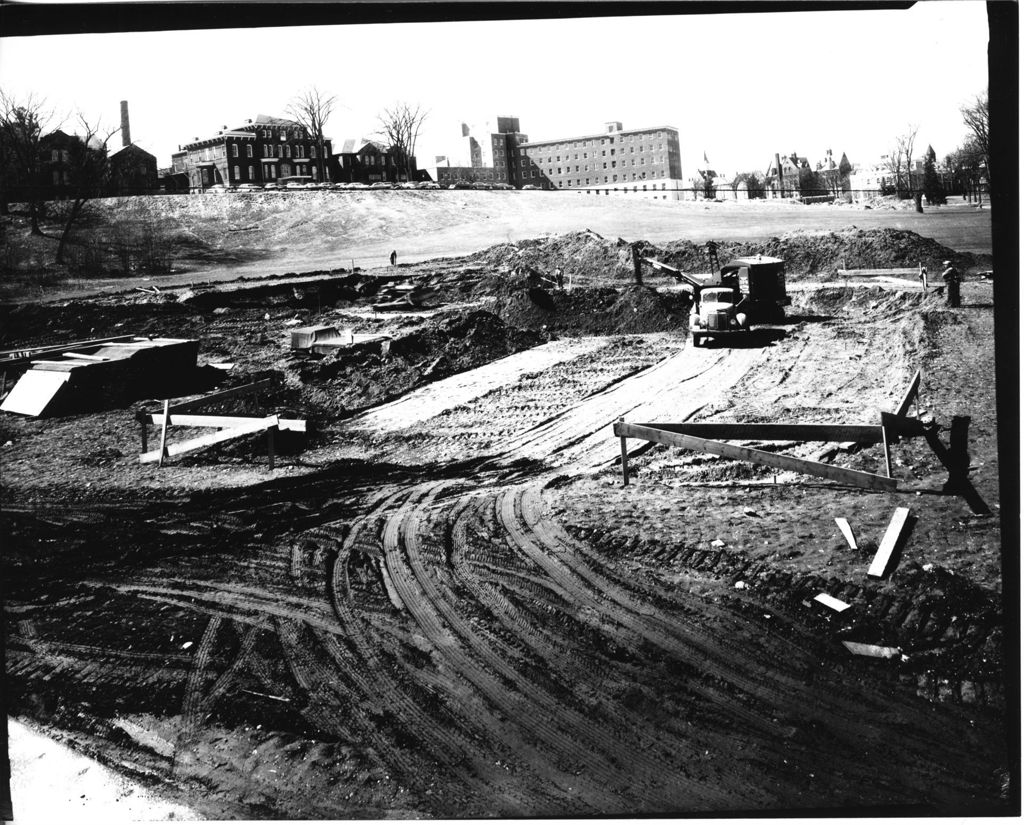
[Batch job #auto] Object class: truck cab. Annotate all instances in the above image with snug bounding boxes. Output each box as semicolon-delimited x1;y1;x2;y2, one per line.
690;286;749;346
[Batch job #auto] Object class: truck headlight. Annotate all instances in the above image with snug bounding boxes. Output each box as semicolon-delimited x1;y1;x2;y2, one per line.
736;312;747;326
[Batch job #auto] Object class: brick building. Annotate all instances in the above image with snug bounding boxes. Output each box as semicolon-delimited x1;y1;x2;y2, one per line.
178;114;332;191
331;139;419;184
518;121;683;191
432;117;683;194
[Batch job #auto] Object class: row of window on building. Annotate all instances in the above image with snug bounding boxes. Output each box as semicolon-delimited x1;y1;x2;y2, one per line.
548;171;662;187
216;143;322;160
527;143;667;165
496;131;669;150
198;162;320;184
540;156;666;174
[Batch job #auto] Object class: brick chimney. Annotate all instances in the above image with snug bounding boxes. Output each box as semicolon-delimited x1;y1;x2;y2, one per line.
120;100;131;148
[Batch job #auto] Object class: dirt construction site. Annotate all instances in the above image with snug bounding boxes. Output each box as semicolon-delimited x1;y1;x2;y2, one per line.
0;198;1013;818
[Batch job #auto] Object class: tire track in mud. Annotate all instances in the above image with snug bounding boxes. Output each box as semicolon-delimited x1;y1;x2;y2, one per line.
317;488;569;814
494;486;789;740
383;482;741;811
488;344;756;470
448;496;758;786
380;485;632;810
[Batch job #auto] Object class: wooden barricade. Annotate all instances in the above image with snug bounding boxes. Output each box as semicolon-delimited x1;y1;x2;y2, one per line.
136;378;299;470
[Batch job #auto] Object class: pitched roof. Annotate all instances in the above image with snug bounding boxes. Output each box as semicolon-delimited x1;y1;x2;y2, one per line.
110;143;156;161
253;114;301;127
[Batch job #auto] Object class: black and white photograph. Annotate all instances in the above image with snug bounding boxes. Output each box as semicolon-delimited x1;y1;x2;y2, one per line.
0;1;1016;820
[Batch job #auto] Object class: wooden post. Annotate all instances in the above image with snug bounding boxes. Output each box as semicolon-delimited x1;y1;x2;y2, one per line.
140;418;149;453
157;400;170;468
267;426;276;471
620;422;629;486
880;412;893;479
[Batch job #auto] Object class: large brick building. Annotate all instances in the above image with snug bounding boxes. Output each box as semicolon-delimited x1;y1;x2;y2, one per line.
178;114;332;191
518;121;682;191
432;117;683;194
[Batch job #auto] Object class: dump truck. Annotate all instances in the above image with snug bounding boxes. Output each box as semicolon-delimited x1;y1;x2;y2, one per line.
644;254;790;346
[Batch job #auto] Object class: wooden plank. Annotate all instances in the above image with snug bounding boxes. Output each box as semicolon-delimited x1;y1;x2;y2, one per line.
144;413;305;433
140;416;278;464
837;268;922;277
620;435;629;486
880;412;893;478
632;422;882;443
814;593;851;612
834;517;858;550
0;334;136;364
613;422;898;491
867;507;912;578
841;641;901;659
894;370;922;418
166;378;277;413
157;400;170;468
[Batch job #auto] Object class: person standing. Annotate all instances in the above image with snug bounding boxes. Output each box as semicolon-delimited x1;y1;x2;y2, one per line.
389;250;397;267
941;260;961;308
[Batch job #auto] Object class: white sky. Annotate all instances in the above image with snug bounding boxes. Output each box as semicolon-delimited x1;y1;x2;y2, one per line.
0;2;990;175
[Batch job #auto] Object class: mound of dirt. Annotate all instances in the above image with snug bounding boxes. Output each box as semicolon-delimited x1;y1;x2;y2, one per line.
295;309;543;420
470;230;659;288
488;283;687;336
657;228;989;278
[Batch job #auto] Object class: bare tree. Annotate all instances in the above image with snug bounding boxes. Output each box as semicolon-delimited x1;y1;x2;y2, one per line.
377;102;428;182
287;87;336;183
0;90;60;231
959;92;989;173
55;114;118;265
885;125;919;198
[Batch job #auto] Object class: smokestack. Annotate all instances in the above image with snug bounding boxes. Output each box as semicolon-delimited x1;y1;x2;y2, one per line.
120;100;131;148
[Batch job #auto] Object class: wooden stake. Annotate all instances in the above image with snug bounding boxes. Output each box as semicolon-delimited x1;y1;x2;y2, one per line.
157;400;170;467
880;412;893;478
620;431;629;486
267;426;276;471
140;418;149;453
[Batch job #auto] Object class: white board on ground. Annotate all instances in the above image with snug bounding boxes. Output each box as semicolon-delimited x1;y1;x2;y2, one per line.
814;593;851;612
0;369;71;416
842;640;901;659
867;507;912;578
834;517;858;550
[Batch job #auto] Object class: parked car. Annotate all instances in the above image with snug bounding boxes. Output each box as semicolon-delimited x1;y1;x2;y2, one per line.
370;181;392;189
207;183;232;194
263;183;280;190
236;183;262;191
284;182;305;189
521;184;539;190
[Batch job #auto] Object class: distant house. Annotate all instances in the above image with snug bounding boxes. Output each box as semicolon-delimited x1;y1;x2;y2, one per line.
331;139;418;184
177;114;333;191
109;143;158;195
38;130;79;197
764;152;814;198
813;149;853;197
